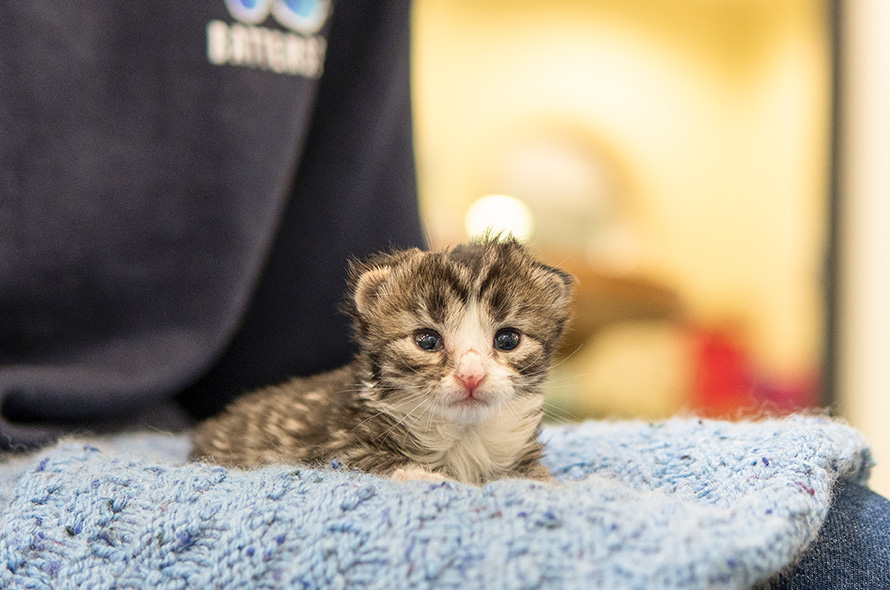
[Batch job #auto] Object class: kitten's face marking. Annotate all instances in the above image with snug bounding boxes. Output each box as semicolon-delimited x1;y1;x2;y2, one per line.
347;239;574;426
418;296;521;424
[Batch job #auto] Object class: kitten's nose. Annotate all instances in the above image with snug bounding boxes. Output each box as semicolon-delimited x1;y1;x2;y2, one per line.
456;372;486;393
455;351;486;393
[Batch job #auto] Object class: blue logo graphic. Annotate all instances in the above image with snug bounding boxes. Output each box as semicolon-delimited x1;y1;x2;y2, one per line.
224;0;271;25
224;0;331;34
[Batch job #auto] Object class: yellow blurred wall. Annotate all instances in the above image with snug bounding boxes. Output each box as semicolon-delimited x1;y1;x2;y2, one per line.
412;0;830;393
838;0;890;498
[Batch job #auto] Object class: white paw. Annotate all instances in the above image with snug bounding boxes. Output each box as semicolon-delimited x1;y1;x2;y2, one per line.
390;465;449;483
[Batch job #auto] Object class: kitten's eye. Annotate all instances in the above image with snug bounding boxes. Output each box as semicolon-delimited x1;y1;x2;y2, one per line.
414;329;444;352
494;328;521;351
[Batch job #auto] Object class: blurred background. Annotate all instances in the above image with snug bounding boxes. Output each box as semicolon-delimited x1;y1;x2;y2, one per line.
410;0;889;495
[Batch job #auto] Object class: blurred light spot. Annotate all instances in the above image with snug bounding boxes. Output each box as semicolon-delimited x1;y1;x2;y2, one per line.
465;194;535;242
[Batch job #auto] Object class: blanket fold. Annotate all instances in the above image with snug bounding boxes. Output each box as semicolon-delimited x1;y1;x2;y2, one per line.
0;415;872;590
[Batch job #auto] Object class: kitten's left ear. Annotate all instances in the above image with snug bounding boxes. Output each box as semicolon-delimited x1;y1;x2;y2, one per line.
537;263;576;306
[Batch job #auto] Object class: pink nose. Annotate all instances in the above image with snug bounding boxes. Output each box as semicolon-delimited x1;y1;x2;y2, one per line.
456;372;486;393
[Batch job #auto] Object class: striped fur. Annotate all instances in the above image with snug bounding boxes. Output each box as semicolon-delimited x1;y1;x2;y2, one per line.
192;237;574;484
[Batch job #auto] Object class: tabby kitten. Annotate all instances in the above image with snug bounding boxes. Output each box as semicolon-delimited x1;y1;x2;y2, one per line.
191;237;574;484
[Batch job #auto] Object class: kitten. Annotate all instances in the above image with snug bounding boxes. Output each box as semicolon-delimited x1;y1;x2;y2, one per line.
191;237;574;484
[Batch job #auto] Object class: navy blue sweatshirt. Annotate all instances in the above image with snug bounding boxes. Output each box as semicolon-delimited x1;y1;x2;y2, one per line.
0;0;425;447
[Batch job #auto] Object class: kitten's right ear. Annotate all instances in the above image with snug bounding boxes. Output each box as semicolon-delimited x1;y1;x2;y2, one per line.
353;266;393;316
348;248;423;317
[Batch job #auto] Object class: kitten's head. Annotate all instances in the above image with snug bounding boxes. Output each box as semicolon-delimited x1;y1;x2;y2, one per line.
344;237;574;425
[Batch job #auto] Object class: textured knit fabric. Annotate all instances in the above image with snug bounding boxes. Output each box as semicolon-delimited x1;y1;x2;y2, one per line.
0;415;873;589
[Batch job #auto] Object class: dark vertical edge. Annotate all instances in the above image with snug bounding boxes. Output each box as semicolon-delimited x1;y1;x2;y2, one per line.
822;0;843;410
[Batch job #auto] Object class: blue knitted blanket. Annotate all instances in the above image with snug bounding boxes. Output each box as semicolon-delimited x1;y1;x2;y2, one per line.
0;416;872;590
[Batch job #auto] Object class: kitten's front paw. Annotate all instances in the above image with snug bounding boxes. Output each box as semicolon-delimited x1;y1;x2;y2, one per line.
390;465;449;483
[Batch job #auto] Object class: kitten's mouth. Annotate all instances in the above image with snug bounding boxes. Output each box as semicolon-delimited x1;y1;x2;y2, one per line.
449;390;489;408
451;396;486;407
440;390;499;424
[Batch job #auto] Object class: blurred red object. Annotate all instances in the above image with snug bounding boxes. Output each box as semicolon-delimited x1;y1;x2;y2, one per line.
690;326;818;417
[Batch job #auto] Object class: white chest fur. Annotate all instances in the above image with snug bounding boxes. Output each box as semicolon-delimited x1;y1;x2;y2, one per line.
402;396;543;483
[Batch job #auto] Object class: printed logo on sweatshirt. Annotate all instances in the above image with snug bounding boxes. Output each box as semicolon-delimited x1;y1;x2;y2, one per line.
207;0;330;77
